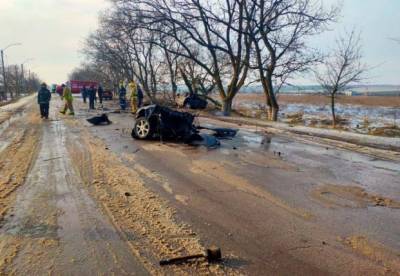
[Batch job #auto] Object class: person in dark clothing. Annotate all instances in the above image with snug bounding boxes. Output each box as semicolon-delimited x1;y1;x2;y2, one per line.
81;86;88;103
37;83;52;119
118;82;127;110
137;85;144;108
97;84;104;105
88;85;96;109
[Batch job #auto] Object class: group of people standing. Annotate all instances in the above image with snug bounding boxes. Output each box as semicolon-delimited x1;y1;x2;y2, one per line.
80;85;104;110
37;79;144;119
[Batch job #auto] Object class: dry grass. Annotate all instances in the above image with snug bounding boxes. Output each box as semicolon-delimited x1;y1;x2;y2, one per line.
235;93;400;107
368;125;400;137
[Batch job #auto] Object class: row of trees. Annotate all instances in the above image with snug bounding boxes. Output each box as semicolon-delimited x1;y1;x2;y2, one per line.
80;0;366;123
0;65;41;102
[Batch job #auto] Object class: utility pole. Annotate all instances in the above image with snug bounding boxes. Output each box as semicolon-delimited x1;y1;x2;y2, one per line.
14;65;19;99
21;63;24;96
1;50;6;101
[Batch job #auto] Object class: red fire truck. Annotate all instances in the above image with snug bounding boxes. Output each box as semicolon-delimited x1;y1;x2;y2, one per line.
70;80;98;94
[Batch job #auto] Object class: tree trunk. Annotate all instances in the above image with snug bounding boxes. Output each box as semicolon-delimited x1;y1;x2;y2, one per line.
171;83;177;100
222;98;233;116
268;105;279;121
265;74;279;121
204;95;221;108
331;93;336;128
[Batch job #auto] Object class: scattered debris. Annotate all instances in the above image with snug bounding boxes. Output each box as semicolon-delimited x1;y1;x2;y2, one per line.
159;246;222;266
198;126;238;138
43;156;62;162
190;134;220;148
87;114;112;125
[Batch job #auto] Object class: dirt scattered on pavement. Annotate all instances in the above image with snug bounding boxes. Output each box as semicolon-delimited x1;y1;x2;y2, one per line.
311;184;400;209
341;236;400;273
0;112;41;273
0;114;41;222
67;125;237;275
141;143;187;157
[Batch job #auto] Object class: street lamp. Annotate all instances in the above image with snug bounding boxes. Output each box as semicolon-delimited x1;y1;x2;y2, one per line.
20;58;34;96
1;43;22;100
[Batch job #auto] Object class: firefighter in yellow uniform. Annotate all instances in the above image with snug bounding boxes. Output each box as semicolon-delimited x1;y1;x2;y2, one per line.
129;80;138;114
60;83;75;115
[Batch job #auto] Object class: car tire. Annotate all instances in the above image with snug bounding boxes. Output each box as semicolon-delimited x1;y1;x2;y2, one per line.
132;117;153;139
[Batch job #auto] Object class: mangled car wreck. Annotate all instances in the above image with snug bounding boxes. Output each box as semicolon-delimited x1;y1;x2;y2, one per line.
131;105;237;147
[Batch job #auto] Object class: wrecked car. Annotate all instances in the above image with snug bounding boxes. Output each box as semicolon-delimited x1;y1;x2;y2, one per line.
182;94;208;109
131;104;237;147
132;105;198;141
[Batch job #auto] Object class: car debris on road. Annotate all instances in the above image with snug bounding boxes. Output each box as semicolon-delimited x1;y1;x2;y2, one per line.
87;113;112;125
160;246;222;266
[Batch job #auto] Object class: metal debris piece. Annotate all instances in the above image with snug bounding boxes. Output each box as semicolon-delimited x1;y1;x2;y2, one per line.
159;246;222;266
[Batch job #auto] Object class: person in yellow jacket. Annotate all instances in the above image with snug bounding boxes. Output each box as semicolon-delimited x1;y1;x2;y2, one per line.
60;83;75;115
129;80;138;114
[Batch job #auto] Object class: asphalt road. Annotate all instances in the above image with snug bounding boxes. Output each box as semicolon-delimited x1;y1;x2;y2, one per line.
0;96;399;275
0;100;148;275
82;100;400;274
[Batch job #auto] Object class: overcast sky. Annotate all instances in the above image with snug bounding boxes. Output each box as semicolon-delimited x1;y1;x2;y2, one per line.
0;0;399;85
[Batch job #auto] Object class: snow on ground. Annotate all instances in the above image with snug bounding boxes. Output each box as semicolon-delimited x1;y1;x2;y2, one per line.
234;100;400;134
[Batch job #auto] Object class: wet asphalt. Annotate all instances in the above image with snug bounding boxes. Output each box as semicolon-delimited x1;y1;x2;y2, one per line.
1;96;399;274
79;99;400;274
0;100;148;275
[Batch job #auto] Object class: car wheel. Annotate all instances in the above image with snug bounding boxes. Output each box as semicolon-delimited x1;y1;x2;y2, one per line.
133;117;153;139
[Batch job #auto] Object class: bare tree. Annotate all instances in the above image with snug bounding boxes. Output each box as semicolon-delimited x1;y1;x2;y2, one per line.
316;30;368;127
178;55;220;106
1;65;40;101
84;8;179;102
244;0;339;121
128;0;253;115
69;63;118;90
